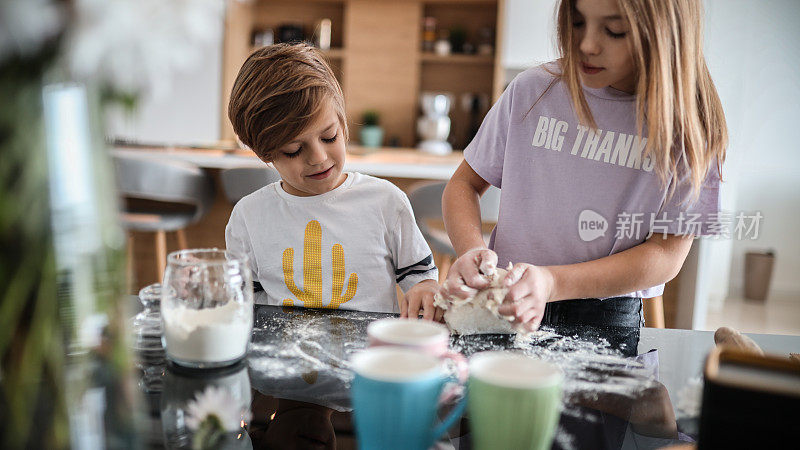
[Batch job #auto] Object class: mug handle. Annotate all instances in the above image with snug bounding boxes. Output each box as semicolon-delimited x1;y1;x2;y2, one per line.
443;350;468;383
438;350;468;404
430;391;468;445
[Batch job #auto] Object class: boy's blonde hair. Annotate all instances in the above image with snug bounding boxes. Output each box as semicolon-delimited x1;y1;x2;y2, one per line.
228;43;348;161
553;0;727;200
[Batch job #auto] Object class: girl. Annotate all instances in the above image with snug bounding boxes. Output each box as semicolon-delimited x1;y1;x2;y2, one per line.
442;0;727;330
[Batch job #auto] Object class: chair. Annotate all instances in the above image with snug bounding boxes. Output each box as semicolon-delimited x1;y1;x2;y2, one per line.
407;181;500;281
644;295;666;328
220;167;282;205
113;154;215;281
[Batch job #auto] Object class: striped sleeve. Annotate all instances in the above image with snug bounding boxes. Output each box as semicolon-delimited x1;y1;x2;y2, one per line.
395;254;437;284
391;191;439;292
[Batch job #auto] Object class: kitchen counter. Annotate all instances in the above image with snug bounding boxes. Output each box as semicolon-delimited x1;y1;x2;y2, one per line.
136;305;800;448
112;144;464;180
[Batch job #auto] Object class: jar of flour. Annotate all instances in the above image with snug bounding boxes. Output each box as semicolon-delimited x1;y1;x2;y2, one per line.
162;249;253;369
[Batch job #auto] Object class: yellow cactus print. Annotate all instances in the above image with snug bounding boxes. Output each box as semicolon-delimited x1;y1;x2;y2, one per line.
282;220;358;308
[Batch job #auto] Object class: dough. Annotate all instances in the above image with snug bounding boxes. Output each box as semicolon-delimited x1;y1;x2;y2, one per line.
434;268;517;335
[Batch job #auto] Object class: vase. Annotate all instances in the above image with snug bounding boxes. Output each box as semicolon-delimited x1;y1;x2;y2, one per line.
359;125;384;148
0;61;141;446
0;43;68;449
43;82;141;448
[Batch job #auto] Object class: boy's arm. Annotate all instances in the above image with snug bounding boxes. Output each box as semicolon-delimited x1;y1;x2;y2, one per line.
390;188;439;319
498;234;693;329
401;279;442;321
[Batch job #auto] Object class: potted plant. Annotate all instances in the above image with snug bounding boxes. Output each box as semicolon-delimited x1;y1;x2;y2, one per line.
359;110;384;149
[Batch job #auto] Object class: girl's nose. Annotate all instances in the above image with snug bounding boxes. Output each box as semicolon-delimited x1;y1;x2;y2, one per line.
579;31;601;56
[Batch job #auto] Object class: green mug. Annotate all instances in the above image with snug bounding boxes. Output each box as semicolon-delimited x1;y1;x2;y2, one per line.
468;351;563;450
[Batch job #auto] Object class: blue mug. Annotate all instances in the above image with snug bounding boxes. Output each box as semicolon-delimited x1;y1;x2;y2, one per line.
350;347;467;450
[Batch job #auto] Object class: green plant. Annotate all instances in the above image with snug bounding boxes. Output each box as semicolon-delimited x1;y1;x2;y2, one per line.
0;41;69;449
362;110;380;127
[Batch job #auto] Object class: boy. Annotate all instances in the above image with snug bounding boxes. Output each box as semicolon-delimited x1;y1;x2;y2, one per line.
225;43;440;319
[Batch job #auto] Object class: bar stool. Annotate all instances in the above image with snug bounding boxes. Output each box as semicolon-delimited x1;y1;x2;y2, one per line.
644;296;666;328
407;181;500;282
220;166;282;205
113;154;215;281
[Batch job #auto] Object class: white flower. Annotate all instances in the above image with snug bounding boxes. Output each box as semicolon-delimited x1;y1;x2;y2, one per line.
185;385;252;432
0;0;63;61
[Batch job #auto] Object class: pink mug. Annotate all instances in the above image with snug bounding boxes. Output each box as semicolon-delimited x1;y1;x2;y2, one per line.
367;318;468;384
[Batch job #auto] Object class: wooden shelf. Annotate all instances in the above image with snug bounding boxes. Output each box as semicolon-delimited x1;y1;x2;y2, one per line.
223;0;504;149
321;48;346;59
249;46;346;59
419;52;495;64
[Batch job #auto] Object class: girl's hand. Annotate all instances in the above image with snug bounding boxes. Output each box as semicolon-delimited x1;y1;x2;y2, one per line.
496;263;555;331
442;248;499;300
400;279;444;322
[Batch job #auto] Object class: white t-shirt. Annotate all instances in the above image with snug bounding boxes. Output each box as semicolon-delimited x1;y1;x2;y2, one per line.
225;172;437;313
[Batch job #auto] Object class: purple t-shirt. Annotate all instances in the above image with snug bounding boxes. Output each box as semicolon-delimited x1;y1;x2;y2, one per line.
464;63;721;298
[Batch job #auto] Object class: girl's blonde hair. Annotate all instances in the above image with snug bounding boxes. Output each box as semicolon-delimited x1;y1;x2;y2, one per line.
554;0;727;200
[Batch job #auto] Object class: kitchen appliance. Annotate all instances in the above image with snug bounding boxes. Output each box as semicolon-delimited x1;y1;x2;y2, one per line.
252;27;274;48
315;18;332;50
277;23;304;44
417;92;454;155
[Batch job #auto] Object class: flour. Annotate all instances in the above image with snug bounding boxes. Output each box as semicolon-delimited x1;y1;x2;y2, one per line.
675;375;704;418
162;300;252;364
451;327;658;408
247;307;659;432
248;312;377;380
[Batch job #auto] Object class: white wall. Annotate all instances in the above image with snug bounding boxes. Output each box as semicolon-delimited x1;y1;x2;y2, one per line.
105;17;224;145
502;0;559;69
704;0;800;300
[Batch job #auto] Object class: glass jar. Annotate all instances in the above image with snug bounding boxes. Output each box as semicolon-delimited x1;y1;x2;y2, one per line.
132;283;167;392
161;249;253;368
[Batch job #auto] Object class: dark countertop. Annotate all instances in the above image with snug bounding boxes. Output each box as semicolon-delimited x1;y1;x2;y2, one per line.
140;305;800;449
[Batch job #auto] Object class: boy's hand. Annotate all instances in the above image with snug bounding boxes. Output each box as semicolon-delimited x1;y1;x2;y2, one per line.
496;263;555;331
442;248;498;300
400;279;443;322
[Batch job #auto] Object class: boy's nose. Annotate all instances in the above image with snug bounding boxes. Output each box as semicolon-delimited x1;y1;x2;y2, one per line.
306;143;328;165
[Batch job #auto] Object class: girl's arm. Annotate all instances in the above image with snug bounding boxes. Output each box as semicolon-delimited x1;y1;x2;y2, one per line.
546;233;693;301
442;161;499;294
443;161;693;330
498;233;693;329
443;161;490;255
